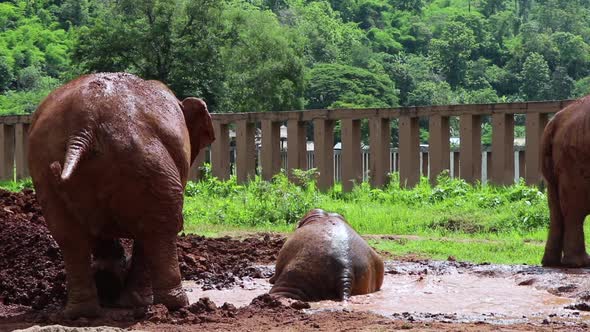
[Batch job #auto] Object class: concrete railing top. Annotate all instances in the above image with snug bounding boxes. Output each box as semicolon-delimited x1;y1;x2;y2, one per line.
3;100;574;125
208;100;575;124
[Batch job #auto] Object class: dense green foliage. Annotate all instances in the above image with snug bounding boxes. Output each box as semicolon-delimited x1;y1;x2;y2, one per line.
179;168;567;264
2;0;590;115
184;168;549;234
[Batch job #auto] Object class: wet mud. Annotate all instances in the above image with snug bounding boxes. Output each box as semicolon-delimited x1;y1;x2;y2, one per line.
2;188;590;331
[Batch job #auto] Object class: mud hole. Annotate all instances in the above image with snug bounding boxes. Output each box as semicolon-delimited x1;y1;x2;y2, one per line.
2;189;590;331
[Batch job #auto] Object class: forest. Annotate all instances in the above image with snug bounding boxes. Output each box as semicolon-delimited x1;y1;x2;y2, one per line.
1;0;590;116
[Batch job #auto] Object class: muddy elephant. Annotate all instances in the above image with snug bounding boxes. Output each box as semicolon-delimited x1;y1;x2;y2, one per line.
269;209;384;301
541;95;590;267
27;72;215;318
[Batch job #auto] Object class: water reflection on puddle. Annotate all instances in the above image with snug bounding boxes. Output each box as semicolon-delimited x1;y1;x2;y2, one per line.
182;264;590;324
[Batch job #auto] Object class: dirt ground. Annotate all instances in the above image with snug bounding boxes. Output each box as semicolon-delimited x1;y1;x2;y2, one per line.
1;189;590;331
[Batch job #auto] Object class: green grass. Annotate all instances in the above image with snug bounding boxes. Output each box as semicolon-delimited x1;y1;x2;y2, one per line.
179;166;564;265
6;166;584;266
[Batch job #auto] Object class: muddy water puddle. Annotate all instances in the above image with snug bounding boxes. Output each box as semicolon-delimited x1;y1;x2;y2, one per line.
182;261;590;325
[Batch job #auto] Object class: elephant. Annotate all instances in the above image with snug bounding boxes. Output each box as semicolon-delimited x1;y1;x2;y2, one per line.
27;72;215;318
269;209;384;301
541;95;590;267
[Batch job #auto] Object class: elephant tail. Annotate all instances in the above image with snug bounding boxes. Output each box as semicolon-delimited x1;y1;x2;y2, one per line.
50;129;94;183
338;268;353;300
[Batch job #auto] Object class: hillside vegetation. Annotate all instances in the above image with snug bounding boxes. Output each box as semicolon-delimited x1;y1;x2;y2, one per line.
1;0;590;116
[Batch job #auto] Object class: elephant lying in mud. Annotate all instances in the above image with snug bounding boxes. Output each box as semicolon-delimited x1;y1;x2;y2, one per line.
27;72;215;318
541;95;590;268
269;209;384;301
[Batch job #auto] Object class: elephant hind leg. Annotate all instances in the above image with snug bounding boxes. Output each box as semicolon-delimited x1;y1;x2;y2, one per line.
142;233;188;310
42;199;100;318
116;241;153;308
542;180;565;267
559;183;590;267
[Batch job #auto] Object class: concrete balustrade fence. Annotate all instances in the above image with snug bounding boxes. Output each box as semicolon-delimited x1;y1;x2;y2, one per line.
4;100;572;189
205;100;571;191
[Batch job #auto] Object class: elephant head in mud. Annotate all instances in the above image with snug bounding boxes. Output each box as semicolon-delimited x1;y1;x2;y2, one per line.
269;209;384;301
27;72;215;318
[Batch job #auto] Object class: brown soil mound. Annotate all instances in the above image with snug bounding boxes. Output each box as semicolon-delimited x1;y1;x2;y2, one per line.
0;188;284;310
177;234;283;290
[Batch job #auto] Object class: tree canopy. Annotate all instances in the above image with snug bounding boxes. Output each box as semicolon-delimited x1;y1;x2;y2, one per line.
2;0;590;115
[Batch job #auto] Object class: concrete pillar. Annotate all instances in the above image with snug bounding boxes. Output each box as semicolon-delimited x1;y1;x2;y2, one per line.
211;121;230;180
429;114;450;184
341;119;362;192
261;120;281;181
486;151;492;183
399;115;420;187
369;117;390;188
0;124;15;181
525;113;549;186
421;152;428;177
518;150;525;181
452;151;460;178
287;120;307;181
313;119;335;191
236;120;256;183
459;114;481;184
491;113;514;186
15;123;29;179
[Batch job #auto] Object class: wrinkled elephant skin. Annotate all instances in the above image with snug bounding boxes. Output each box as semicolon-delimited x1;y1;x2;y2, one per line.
27;73;215;318
269;209;384;301
541;95;590;268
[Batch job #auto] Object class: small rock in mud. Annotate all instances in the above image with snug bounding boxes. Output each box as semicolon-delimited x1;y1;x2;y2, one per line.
188;297;217;314
146;304;169;322
517;278;536;286
577;291;590;301
557;284;578;293
290;300;311;310
250;294;282;309
565;302;590;311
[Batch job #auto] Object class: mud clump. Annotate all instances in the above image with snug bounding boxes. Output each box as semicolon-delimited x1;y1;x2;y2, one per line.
0;188;285;310
176;233;284;290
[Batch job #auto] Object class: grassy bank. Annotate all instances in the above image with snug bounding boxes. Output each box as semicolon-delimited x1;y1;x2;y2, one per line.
5;168;581;266
181;167;568;265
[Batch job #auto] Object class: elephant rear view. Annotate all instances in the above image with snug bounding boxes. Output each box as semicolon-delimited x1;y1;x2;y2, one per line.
27;72;215;318
541;95;590;267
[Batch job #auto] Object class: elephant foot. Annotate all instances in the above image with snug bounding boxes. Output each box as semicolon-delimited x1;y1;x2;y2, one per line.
116;289;153;308
64;300;100;319
561;254;590;268
541;253;563;267
153;286;188;310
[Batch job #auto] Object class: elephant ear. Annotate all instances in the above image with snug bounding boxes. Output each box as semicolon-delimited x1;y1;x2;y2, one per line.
181;97;215;165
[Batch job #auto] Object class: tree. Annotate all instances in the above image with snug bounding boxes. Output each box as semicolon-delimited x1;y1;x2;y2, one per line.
305;63;399;109
520;52;551;101
218;3;305;113
74;0;226;108
479;0;507;17
0;57;13;92
287;1;364;65
406;81;453;106
429;21;477;87
550;66;574;100
57;0;89;27
392;0;424;13
573;76;590;98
